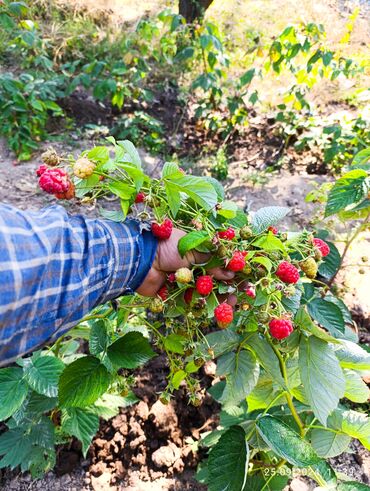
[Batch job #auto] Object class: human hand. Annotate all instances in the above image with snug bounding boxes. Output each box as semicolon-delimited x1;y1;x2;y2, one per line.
136;228;236;298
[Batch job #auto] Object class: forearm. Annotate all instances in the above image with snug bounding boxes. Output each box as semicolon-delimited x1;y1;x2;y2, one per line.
0;204;157;365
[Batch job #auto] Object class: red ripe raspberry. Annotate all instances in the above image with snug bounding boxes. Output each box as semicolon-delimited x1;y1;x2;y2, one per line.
276;261;300;284
227;251;248;272
151;219;173;240
313;238;330;257
218;227;235;240
245;287;256;299
269;318;294;340
214;303;233;329
135;192;146;204
184;288;194;304
39;168;70;195
268;226;278;234
167;273;176;283
36;165;48;177
195;275;213;296
157;285;168;301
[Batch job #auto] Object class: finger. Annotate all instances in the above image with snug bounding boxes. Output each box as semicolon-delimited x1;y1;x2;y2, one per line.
208;266;235;281
187;250;211;265
227;294;238;306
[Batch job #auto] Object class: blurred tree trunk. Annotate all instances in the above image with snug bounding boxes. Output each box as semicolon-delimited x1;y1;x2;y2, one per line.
179;0;214;23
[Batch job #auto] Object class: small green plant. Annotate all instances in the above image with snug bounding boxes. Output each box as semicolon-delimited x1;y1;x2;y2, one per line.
210;146;229;180
0;140;369;491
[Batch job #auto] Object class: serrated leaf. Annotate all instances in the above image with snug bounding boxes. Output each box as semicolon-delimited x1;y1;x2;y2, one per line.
251;206;290;234
202;331;241;357
217;200;238;219
108;181;136;200
311;428;351;458
307;298;345;334
166;175;218;211
116;139;142;168
299;337;345;425
247;333;286;387
325;170;368;217
107;332;155;369
23;356;64;398
337;482;370;490
0;368;28;420
61;408;99;456
161;162;183;179
59;356;110;407
250;256;273;272
343;369;370;403
318;242;341;278
0;428;33;469
219;350;260;406
203;176;225;201
89;319;109;355
256;415;321;467
208;426;248;491
99;207;125;222
253;234;286;252
335;340;370;370
295;307;340;343
240;68;255;86
164;333;186;354
93;392;138;419
328;408;370;450
178;230;209;258
351;148;370;170
172;370;187;389
87;146;109;163
164;181;182;217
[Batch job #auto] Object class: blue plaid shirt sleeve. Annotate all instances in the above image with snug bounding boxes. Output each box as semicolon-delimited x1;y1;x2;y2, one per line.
0;204;158;366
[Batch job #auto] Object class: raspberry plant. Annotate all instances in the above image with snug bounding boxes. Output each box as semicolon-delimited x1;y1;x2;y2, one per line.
0;140;369;491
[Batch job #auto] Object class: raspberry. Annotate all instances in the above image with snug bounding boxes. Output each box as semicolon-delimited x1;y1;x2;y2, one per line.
73;157;96;179
269;318;294;340
226;251;247;272
276;261;300;284
268;226;278;234
214;303;233;329
55;181;75;200
195;275;213;296
175;267;193;284
150;298;163;313
36;165;48;177
300;257;318;279
41;147;60;166
39;168;71;195
184;288;194;304
151;219;173;240
157;285;168;301
135;192;146;203
313;238;330;257
218;227;235;240
168;273;176;283
240;226;253;239
245;287;256;298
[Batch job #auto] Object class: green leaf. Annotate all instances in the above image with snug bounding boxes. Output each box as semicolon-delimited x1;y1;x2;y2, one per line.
247;333;286;387
0;428;33;470
343;369;370;403
239;68;256;86
93;392;138;419
116;139;142;168
202;331;241;357
307;298;345;334
352;148;370;170
325;170;368;217
161;162;183;179
335;340;370;370
217;200;238;219
61;408;99;456
251;206;290;234
208;426;249;491
164;333;186;354
243;472;289;491
252;234;286;252
337;482;370;490
87;146;109;163
328;408;370;450
107;332;155;369
295;307;340;343
250;256;273;272
165;175;218;211
318;242;341;279
299;337;345;425
172;370;187;389
311;428;351;458
256;415;321;467
108;181;136;200
219;350;260;406
203;176;225;201
23;356;64;398
178;231;209;258
164;181;182;217
247;374;284;412
99;207;125;222
89;319;109;356
0;368;28;420
58;356;110;407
